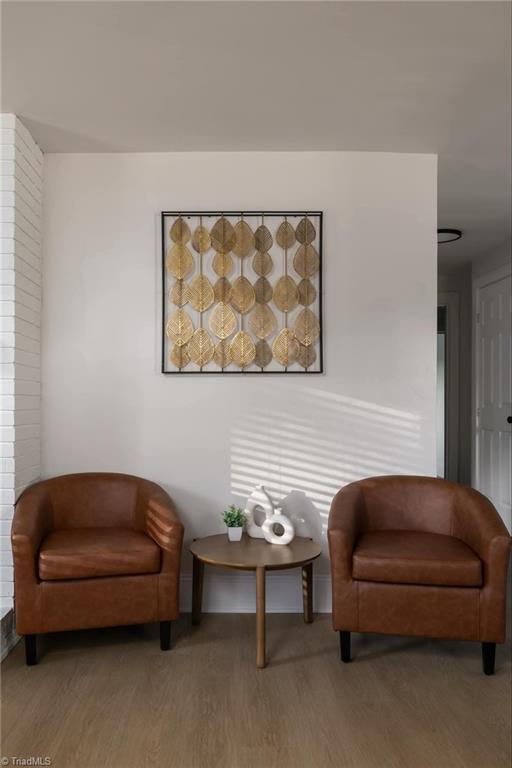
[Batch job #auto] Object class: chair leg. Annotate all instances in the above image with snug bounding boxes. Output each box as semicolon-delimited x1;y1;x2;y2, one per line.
339;631;351;663
25;634;37;666
482;642;496;675
160;621;172;651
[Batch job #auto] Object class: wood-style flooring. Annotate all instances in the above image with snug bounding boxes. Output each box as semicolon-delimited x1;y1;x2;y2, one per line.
1;614;511;768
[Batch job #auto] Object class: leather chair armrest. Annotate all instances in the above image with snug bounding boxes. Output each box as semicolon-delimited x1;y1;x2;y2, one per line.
139;481;184;566
328;482;366;580
452;487;511;574
452;488;512;567
138;481;184;620
11;482;53;585
452;487;511;641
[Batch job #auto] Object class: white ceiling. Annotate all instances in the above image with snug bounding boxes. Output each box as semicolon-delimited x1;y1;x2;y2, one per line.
2;1;510;270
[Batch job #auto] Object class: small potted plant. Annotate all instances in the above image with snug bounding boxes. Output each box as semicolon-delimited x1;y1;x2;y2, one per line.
222;505;247;542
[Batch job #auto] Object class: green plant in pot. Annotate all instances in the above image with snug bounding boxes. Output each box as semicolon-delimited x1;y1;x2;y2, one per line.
222;505;247;542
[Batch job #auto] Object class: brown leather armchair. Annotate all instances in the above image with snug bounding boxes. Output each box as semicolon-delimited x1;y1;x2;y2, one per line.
328;476;511;674
12;473;184;665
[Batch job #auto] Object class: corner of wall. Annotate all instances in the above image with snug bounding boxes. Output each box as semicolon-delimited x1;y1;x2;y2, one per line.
0;114;43;647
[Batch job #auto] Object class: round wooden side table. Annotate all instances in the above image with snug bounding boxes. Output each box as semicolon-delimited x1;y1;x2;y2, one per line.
189;534;322;668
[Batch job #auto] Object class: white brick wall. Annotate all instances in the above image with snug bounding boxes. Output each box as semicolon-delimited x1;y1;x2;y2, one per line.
0;115;43;614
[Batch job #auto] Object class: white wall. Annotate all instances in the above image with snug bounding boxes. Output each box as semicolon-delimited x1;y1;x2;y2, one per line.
0;115;43;624
42;151;437;610
473;239;511;278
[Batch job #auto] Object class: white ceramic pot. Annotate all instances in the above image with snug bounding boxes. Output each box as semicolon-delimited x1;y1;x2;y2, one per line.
227;526;243;542
245;485;276;539
261;510;295;545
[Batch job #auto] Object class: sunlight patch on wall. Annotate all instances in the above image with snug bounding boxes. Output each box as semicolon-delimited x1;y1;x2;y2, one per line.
230;382;425;562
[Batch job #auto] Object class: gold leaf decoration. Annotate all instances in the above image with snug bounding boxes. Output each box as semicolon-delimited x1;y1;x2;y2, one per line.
170;279;189;307
254;224;273;252
295;217;316;245
170;217;191;244
214;339;232;369
272;328;298;366
293;244;319;279
213;277;233;304
252;251;273;277
188;274;214;312
297;278;317;307
230;331;256;368
212;251;234;277
249;304;277;339
254;276;273;304
192;225;211;254
273;275;298;312
210;217;236;253
255;339;273;369
209;302;237;340
188;328;214;366
231;276;256;314
170;344;190;369
294;308;320;347
276;221;296;250
166;244;194;279
297;343;317;369
166;308;194;347
233;220;255;258
164;213;320;373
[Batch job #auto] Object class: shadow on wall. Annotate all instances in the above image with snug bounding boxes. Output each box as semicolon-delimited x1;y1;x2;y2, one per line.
230;382;426;571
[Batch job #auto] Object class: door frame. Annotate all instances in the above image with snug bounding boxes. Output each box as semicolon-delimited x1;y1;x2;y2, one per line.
438;291;460;481
472;263;512;489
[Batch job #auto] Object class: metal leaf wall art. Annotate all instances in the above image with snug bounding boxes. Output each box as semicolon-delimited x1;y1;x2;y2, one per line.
210;217;236;253
166;244;194;279
254;276;273;304
170;217;191;245
231;275;256;315
188;274;214;312
214;339;232;369
188;328;214;366
252;251;273;277
213;277;233;304
233;220;255;258
212;251;234;277
170;279;189;307
209;302;237;339
230;330;256;368
192;224;211;254
162;212;322;373
166;308;193;346
249;304;277;339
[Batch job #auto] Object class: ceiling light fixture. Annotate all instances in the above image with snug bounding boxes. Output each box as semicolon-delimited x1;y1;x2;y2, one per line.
437;228;462;244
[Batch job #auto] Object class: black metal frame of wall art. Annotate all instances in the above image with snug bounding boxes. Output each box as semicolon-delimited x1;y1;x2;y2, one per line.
161;211;323;374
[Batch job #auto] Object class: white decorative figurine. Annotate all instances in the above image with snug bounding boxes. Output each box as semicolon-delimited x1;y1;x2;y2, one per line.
245;485;275;539
261;506;295;545
245;485;295;546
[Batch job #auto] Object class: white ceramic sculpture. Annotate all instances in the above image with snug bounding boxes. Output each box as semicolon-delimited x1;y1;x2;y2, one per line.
245;485;275;539
245;485;295;546
261;506;295;545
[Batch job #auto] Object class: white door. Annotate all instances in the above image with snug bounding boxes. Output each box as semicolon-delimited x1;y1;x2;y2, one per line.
474;266;512;531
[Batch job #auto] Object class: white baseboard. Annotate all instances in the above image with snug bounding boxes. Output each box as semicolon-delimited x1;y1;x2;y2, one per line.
179;572;332;613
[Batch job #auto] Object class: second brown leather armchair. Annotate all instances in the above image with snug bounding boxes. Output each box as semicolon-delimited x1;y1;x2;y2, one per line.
328;476;511;674
12;473;184;665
